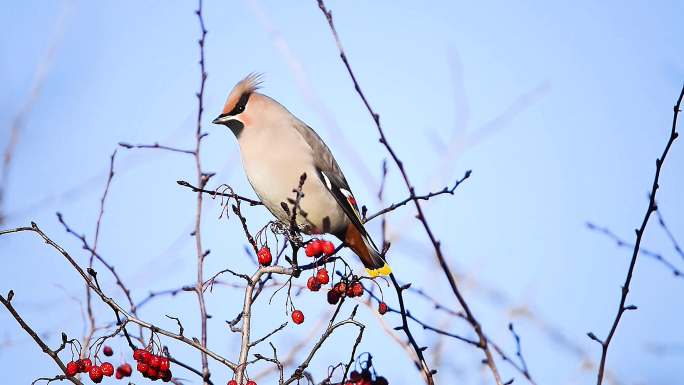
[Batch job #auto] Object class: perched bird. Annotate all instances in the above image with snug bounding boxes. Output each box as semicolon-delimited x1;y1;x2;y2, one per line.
212;74;390;277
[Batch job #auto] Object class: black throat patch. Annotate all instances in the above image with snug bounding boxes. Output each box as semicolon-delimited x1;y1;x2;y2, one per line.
226;120;244;138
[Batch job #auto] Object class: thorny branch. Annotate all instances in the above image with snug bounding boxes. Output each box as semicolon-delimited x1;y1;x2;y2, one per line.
589;84;683;385
316;1;502;383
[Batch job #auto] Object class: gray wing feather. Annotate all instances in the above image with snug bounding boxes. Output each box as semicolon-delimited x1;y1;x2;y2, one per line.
292;121;370;234
292;121;351;191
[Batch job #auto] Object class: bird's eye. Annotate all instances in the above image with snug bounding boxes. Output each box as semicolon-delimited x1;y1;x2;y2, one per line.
229;92;250;116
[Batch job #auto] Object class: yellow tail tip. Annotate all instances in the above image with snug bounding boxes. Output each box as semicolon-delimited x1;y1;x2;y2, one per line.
366;263;392;277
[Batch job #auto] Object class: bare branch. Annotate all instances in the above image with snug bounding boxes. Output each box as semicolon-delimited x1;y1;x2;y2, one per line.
118;141;196;155
193;1;211;382
655;209;684;261
249;322;288;348
364;170;471;223
177;180;262;206
586;221;683;278
592;84;683;385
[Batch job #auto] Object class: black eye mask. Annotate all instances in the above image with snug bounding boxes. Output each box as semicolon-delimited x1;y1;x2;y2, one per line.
227;92;250;116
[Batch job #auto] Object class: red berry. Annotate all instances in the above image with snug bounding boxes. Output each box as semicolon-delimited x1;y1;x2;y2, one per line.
316;268;329;284
257;246;272;266
101;362;114;376
346;285;355;297
146;366;159;378
115;371;123;380
133;348;145;361
66;361;78;376
305;240;322;257
378;301;389;315
307;276;321;291
350;371;362;381
321;241;335;256
291;309;305;324
161;369;172;382
137;362;149;373
375;376;389;385
327;289;340;305
89;366;103;383
81;358;93;372
247;380;257;385
335;282;347;295
141;350;152;364
159;357;170;371
352;282;364;297
149;355;161;369
228;380;238;385
102;345;113;356
119;363;132;376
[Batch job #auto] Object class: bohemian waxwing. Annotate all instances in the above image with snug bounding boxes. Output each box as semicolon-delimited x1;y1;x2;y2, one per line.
212;74;391;277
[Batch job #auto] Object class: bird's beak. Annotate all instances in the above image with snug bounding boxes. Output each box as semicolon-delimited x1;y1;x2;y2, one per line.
212;114;231;125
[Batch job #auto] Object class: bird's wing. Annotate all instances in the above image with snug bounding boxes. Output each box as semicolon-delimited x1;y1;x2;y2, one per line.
292;121;368;237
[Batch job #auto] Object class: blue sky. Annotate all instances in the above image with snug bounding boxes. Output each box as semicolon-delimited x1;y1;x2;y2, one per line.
1;1;683;384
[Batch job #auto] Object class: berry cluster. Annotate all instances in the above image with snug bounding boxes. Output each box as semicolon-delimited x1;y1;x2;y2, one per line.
345;369;388;385
306;267;330;292
302;238;389;317
65;358;115;383
305;239;335;258
133;348;172;382
325;278;364;305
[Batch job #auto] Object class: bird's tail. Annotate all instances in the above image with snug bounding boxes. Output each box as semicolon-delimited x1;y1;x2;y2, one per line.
344;223;391;277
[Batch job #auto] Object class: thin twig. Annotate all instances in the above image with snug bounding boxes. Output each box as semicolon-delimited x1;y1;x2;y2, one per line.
590;84;683;385
177;180;262;206
118;142;196;155
586;222;683;278
56;213;138;312
249;322;288;348
82;150;118;355
655;209;684;261
364;170;471;223
508;323;532;381
193;1;211;382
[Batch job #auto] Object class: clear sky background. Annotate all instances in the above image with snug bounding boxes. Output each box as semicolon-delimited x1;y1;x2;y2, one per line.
1;1;683;384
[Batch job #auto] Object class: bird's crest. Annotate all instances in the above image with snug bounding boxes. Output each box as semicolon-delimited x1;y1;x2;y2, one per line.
222;73;264;114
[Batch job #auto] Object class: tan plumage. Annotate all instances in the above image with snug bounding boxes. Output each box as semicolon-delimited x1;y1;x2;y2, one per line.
213;74;390;277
